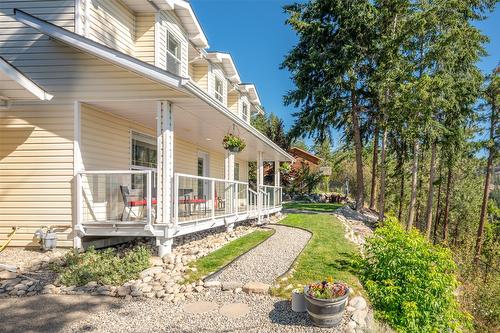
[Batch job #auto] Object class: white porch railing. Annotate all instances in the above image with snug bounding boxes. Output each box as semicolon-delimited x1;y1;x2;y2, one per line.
174;173;249;225
259;184;283;210
76;170;156;232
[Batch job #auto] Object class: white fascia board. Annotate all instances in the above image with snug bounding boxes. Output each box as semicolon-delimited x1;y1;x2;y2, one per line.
206;52;241;84
240;83;262;107
0;57;53;101
172;0;209;49
184;81;293;161
14;9;187;89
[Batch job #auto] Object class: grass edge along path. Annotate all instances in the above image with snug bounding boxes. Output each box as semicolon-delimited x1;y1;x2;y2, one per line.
184;229;274;284
282;202;344;212
271;213;362;298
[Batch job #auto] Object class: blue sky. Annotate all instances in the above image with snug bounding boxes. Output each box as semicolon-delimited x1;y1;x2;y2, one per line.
191;0;499;148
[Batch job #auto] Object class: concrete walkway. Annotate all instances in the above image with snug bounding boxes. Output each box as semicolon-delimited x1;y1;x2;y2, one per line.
206;224;311;285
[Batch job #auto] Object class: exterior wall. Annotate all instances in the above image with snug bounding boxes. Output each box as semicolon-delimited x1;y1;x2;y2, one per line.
0;102;74;247
135;14;155;65
192;64;209;91
81;105;154;170
85;0;136;56
227;91;239;115
156;10;188;77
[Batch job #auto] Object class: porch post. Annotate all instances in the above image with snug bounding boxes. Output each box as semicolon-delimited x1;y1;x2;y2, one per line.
257;151;264;224
275;158;281;209
156;101;174;256
225;151;236;231
73;101;84;251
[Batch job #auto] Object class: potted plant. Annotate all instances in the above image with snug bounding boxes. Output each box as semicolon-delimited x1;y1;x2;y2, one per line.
222;133;246;153
304;278;349;327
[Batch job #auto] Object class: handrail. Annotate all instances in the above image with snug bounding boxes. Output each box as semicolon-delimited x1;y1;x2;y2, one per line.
175;172;248;185
78;170;152;175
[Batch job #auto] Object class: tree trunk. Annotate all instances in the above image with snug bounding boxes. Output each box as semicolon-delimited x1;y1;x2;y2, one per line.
424;141;437;239
378;126;388;221
398;159;405;221
407;141;420;230
474;105;496;264
442;164;453;243
350;88;365;212
370;124;380;210
433;162;443;244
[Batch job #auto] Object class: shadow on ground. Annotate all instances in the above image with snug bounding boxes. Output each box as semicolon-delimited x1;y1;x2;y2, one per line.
268;300;312;328
0;295;121;333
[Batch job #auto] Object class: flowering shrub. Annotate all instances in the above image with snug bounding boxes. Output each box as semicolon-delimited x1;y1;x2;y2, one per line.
360;217;471;332
306;278;348;300
222;133;246;152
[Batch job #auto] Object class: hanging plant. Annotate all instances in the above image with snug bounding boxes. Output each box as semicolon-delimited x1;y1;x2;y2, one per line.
222;133;246;153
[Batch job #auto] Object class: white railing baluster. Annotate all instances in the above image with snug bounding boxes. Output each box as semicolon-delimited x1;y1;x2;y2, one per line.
211;179;215;221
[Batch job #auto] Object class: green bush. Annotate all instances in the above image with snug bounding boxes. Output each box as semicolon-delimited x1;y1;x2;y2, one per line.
360;217;471;332
52;246;151;286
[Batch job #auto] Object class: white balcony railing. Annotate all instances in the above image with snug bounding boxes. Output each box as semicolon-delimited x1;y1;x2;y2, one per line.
174;173;249;225
75;170;156;232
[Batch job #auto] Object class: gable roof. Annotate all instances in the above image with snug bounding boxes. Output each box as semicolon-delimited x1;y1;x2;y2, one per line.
0;56;53;103
289;147;322;165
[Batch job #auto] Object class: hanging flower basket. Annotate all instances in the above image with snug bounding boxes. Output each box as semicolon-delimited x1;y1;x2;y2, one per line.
222;133;246;153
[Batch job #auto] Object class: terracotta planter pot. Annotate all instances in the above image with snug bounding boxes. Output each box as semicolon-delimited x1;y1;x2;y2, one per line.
304;286;349;327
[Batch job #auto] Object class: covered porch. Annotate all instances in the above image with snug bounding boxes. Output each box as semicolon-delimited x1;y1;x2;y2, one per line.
73;99;290;255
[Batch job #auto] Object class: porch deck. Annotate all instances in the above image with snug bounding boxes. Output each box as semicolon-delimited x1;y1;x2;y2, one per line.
75;170;282;242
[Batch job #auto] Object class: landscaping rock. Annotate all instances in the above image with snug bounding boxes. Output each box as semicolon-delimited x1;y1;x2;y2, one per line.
350;296;367;310
203;281;221;289
139;267;163;278
221;281;242;291
149;256;163;267
0;271;16;280
242;281;270;294
117;286;130;297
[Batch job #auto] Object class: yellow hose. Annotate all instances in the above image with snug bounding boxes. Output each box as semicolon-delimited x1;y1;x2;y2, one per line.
0;227;18;253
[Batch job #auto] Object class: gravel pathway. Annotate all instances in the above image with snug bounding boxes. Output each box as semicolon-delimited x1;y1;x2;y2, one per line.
207;224;311;284
0;291;348;333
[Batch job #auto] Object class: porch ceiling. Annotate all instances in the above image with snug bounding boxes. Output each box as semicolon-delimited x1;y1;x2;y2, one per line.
84;100;289;162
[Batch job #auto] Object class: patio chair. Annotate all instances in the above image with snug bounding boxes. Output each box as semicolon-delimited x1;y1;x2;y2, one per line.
120;185;157;221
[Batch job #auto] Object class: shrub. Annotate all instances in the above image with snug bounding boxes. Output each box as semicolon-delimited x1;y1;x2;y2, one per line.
52;246;151;286
360;217;471;332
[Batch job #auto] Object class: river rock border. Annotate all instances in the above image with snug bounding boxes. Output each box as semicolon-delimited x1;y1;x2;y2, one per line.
0;221;265;301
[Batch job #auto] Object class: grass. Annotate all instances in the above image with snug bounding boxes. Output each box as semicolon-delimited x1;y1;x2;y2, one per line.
184;229;274;283
271;213;362;298
282;202;343;212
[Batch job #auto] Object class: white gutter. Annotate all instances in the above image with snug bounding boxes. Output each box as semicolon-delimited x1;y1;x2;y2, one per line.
14;9;187;89
184;81;294;161
0;56;53;101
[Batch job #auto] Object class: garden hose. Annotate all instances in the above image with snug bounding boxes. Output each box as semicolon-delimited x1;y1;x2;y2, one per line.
0;227;18;253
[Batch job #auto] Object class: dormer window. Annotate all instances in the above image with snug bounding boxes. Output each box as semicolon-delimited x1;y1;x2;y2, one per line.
166;32;181;75
242;102;249;122
214;77;224;103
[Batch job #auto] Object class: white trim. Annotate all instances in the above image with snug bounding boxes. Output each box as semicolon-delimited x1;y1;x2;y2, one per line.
73;102;84;248
0;57;53;101
14;9;187;89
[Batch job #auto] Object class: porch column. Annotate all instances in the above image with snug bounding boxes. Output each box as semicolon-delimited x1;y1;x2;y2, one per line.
257;151;264;223
274;159;280;187
224;151;236;231
73;101;84;250
156;101;174;256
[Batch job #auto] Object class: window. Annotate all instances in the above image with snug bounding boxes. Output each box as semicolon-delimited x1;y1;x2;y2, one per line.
234;163;240;181
214;76;224;103
131;132;157;168
166;31;181;75
242;103;249;122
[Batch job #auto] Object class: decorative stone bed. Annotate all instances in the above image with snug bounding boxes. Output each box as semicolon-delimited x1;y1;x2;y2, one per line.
0;221;262;301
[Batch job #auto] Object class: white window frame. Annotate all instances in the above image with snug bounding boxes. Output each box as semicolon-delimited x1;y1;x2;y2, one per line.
166;31;181;75
214;76;224;103
242;102;249;122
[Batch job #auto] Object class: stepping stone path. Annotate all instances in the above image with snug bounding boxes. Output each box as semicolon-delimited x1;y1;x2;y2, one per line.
219;303;250;318
183;301;218;314
206;224;311;287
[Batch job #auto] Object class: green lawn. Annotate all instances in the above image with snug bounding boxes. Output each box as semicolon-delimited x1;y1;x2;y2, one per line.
272;213;362;298
184;229;274;283
283;202;343;212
